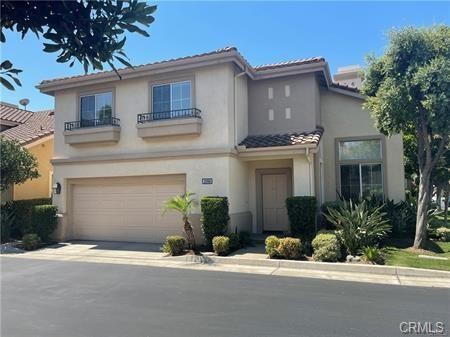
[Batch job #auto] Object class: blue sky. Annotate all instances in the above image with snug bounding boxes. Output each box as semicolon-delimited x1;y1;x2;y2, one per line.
1;1;449;111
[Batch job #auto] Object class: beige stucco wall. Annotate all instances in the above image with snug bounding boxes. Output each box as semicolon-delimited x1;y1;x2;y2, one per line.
53;63;236;159
320;90;405;202
248;73;319;135
234;73;248;145
14;137;53;200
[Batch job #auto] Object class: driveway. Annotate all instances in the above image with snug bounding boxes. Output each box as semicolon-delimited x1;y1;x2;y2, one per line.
1;257;449;337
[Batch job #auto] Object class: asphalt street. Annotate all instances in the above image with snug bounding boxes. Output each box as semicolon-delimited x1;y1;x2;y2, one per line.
1;257;449;337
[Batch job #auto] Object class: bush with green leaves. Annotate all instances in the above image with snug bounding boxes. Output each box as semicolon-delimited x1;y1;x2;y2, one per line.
22;233;41;251
200;197;230;246
319;201;343;229
6;198;52;238
227;233;240;252
212;236;230;256
277;237;303;260
435;227;450;242
286;196;317;239
1;203;14;243
265;235;280;259
324;200;391;255
311;231;341;262
362;246;384;265
238;231;252;247
32;205;57;242
161;236;185;256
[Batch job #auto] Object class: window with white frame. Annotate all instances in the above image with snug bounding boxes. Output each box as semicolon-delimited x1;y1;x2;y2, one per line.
152;81;192;117
80;92;113;121
337;139;383;200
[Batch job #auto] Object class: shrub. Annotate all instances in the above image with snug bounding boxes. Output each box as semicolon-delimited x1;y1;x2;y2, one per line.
1;203;14;243
238;231;252;247
319;201;343;229
265;235;280;258
161;236;186;256
324;200;391;255
201;197;230;246
362;246;384;264
212;236;230;256
22;233;41;251
435;227;450;242
227;233;240;251
286;196;317;239
382;199;416;238
6;198;52;238
277;237;303;260
31;205;58;242
312;232;341;262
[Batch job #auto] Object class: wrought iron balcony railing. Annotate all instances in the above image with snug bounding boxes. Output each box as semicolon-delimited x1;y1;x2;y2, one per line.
64;117;121;131
137;108;201;124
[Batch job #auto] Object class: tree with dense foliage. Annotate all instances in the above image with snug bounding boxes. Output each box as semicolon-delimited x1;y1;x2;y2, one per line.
0;137;39;191
162;193;198;249
362;26;450;249
0;0;156;90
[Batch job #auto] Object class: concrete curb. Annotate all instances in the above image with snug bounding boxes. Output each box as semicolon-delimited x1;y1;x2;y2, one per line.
170;254;450;279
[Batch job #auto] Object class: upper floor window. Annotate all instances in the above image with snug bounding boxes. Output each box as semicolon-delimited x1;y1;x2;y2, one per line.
152;81;192;113
80;92;113;121
337;138;383;200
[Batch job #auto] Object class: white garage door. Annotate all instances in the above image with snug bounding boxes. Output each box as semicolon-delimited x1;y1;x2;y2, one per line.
71;175;185;243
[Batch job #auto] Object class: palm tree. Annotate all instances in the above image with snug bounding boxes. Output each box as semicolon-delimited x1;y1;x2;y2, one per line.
162;192;198;249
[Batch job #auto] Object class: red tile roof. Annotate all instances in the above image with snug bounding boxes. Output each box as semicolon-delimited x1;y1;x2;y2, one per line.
39;47;326;86
1;110;54;145
239;127;324;149
0;103;33;124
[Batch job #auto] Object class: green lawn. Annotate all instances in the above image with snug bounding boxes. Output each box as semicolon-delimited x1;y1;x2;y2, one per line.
384;239;450;271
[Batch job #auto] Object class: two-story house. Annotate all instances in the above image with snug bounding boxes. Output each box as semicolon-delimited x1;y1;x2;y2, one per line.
38;47;405;243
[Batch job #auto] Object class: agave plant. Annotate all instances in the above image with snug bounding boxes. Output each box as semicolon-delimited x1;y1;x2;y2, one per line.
162;192;198;249
324;200;391;255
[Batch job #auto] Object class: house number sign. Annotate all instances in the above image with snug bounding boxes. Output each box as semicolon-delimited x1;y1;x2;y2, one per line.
202;178;213;185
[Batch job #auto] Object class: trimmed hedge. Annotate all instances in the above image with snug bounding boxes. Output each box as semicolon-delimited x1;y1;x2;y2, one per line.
6;198;52;238
212;236;230;256
161;236;186;255
200;196;230;246
278;237;303;260
32;205;58;242
286;196;317;239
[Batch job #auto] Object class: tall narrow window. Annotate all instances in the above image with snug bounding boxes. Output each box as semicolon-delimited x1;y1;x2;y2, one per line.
152;81;192;119
337;138;383;200
80;92;113;126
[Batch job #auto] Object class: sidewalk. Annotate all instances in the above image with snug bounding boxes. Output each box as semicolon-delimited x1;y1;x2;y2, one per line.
2;241;449;288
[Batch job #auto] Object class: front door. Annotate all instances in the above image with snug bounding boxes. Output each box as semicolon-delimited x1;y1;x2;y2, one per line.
262;173;289;232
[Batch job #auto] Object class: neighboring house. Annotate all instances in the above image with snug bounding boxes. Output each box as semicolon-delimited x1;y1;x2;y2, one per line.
0;103;54;201
37;47;405;243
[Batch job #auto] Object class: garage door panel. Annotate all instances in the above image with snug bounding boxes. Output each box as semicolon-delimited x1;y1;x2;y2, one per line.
71;175;185;243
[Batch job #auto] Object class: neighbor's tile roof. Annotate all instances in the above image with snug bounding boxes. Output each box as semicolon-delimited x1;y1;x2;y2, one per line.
239;127;324;149
254;57;325;71
1;110;54;145
39;47;326;86
0;103;33;124
330;82;361;93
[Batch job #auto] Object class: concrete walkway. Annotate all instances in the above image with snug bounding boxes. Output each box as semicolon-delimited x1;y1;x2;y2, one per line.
3;240;449;288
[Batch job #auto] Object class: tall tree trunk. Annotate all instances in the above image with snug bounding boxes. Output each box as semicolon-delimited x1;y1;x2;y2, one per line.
444;183;449;227
436;186;442;210
413;168;432;249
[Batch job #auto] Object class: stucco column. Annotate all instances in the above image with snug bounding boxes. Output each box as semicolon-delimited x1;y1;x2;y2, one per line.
292;155;315;196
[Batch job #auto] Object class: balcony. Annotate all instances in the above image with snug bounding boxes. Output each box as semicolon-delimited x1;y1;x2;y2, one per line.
63;117;121;145
136;108;202;138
